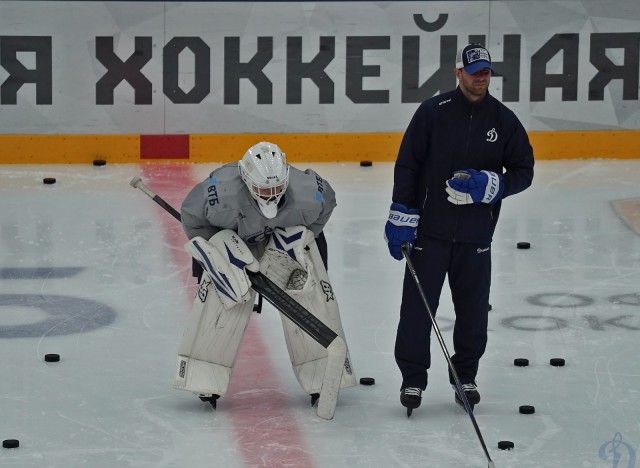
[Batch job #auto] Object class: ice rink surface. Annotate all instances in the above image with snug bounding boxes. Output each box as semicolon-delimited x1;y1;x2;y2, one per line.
1;160;639;468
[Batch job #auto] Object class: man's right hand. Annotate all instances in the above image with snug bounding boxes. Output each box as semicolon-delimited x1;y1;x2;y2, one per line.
384;203;420;260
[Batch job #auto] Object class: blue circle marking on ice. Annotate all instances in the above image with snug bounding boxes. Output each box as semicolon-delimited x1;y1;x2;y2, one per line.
0;294;116;338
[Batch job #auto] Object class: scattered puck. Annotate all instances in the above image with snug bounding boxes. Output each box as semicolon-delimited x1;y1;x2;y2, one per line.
519;405;535;414
550;358;565;367
43;177;56;185
517;241;531;249
497;440;514;450
92;159;107;167
2;439;19;449
514;358;529;367
359;160;373;167
44;353;60;362
359;377;375;386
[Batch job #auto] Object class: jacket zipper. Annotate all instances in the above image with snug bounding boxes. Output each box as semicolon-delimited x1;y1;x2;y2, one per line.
452;109;474;242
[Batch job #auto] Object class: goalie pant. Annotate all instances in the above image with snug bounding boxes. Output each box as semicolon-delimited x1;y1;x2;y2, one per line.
395;236;490;391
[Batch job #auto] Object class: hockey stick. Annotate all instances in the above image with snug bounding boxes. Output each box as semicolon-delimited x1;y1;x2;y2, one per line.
130;175;346;419
130;176;182;221
401;243;495;468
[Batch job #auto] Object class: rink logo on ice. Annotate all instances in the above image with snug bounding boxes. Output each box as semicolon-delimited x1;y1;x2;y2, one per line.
599;432;636;468
0;267;116;338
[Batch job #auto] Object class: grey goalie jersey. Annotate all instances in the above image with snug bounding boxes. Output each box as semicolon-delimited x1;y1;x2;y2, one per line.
181;163;337;257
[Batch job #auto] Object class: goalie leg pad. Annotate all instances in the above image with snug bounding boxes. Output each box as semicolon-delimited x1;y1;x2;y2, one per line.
316;336;346;420
260;226;357;395
174;276;256;397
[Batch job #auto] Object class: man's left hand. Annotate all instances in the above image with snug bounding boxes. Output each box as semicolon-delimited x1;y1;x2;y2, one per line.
445;169;504;205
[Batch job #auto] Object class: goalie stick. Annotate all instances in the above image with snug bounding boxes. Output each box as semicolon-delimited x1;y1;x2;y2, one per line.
401;242;495;468
130;176;346;419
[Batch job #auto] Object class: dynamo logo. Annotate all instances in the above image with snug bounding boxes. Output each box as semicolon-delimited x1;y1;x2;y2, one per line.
599;432;636;468
486;128;498;142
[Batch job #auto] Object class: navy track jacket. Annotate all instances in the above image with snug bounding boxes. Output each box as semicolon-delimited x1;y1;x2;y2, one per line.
392;87;534;244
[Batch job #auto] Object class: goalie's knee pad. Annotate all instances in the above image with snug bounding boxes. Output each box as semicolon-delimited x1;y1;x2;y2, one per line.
174;276;256;397
260;226;357;394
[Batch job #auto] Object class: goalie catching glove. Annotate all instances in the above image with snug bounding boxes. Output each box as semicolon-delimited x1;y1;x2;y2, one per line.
184;230;259;309
445;169;504;205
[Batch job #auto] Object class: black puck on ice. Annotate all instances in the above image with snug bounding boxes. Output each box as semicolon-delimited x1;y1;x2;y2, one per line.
517;241;531;249
359;377;375;386
43;177;56;185
497;440;514;450
514;358;529;367
488;303;492;311
359;160;373;167
44;353;60;362
92;159;107;167
2;439;19;449
550;358;565;367
519;405;535;414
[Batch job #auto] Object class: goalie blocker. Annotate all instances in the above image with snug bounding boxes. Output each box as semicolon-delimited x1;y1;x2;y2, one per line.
174;227;355;419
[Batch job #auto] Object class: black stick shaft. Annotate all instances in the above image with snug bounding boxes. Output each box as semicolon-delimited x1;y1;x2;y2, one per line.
152;194;182;222
130;176;182;221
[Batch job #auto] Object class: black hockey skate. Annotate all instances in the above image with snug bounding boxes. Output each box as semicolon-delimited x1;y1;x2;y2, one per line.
453;383;480;413
198;394;220;409
400;387;423;417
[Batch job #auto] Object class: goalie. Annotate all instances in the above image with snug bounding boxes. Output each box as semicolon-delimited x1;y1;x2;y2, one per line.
174;141;356;419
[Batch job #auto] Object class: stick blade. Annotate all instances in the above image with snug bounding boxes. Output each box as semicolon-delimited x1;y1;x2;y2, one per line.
316;336;346;420
130;176;141;188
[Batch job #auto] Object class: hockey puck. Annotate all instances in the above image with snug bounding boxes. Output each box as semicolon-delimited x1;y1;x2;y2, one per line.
43;177;56;185
488;303;492;311
517;241;531;249
44;353;60;362
359;160;373;167
519;405;535;414
92;159;107;166
359;377;375;386
497;440;514;450
2;439;19;449
514;358;529;367
550;358;565;367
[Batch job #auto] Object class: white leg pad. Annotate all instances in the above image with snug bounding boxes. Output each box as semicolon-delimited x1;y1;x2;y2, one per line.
174;277;255;397
260;228;356;396
317;336;347;420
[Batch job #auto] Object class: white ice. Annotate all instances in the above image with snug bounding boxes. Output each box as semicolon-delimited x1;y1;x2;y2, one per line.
1;160;639;468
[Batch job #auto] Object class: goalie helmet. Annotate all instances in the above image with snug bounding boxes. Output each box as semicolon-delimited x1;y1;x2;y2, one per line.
238;142;289;219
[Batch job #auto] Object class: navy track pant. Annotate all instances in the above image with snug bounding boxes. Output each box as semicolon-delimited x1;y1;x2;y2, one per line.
394;236;491;390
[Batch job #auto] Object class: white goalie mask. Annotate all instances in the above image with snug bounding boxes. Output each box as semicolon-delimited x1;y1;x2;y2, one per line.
238;142;290;219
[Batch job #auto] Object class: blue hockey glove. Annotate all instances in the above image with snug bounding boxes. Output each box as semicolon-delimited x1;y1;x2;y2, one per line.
384;203;420;260
445;169;504;205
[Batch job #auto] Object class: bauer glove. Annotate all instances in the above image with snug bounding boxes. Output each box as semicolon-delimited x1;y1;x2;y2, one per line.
384;203;420;260
445;169;504;205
